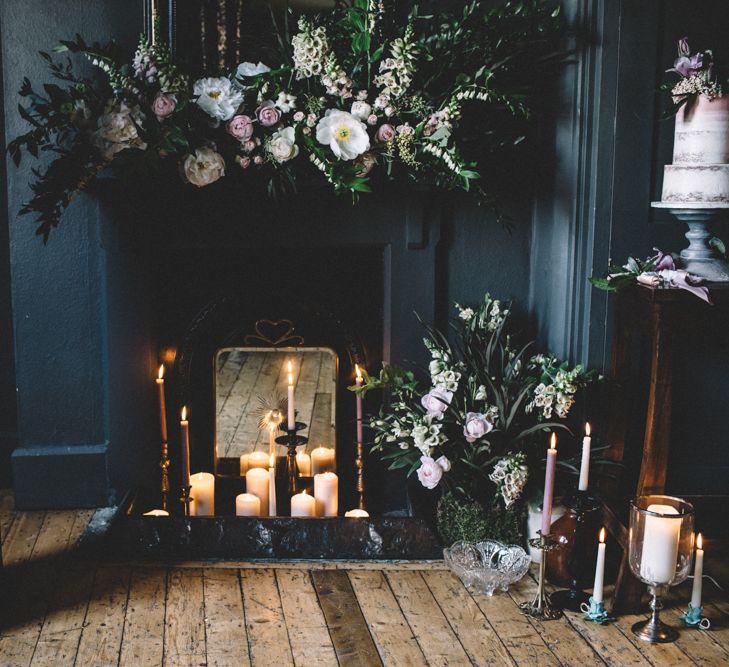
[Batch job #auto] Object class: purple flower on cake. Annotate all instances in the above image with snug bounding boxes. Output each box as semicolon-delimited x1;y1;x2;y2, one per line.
256;100;281;127
463;412;493;443
654;249;675;271
226;114;254;141
421;388;453;419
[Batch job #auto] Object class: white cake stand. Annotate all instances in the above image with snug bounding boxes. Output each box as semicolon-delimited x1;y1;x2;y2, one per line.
651;201;729;283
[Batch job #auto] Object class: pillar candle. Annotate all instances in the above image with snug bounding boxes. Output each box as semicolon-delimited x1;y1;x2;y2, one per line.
640;504;680;584
311;447;335;475
239;453;249;476
156;365;168;443
246;467;269;517
691;533;704;609
248;451;269;470
268;454;277;516
180;407;190;489
540;433;557;536
287;361;296;430
296;451;312;476
578;422;591;492
314;472;338;517
143;509;169;517
189;472;215;516
235;493;261;517
345;509;369;518
593;527;606;603
355;364;364;444
291;490;316;517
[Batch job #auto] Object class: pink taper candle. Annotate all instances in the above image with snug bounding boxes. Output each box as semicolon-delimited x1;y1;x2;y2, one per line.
156;365;168;443
541;433;558;536
287;361;296;430
180;406;191;489
355;364;364;444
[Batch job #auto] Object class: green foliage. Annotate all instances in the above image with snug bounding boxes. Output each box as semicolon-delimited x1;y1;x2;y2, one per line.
436;491;526;545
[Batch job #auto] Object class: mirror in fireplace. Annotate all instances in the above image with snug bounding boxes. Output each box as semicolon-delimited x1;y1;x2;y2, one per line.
215;347;337;477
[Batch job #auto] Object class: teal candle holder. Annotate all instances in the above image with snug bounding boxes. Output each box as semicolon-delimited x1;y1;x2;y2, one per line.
680;603;711;629
580;596;615;625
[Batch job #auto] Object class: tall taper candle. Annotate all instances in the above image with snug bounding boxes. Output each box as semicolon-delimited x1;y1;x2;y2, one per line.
268;453;277;517
691;533;704;609
593;527;607;603
156;365;168;443
355;364;364;444
180;407;190;489
287;361;295;430
540;433;557;536
578;422;591;491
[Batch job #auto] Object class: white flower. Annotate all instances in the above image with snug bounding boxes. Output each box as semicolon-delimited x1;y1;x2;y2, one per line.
193;77;243;121
350;100;372;121
236;61;271;78
183;147;225;187
275;91;297;113
293;111;305;122
267;127;299;163
92;103;147;161
459;307;474;321
315;109;370;160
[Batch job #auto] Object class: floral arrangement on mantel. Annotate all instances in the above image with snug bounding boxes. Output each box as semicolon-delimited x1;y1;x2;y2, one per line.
8;0;565;240
353;293;596;543
662;37;726;116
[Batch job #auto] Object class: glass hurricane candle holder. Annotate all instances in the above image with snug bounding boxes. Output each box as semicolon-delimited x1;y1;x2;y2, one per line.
629;495;695;643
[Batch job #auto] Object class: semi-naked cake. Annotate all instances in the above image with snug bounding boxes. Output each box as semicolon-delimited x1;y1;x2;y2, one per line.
661;94;729;203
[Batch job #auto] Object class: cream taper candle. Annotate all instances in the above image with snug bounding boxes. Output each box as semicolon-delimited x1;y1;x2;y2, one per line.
578;422;591;492
691;533;704;609
540;433;557;536
593;527;606;603
156;365;168;443
287;361;296;430
180;407;190;490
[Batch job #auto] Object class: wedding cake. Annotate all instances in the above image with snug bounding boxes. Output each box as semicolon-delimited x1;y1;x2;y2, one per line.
660;94;729;203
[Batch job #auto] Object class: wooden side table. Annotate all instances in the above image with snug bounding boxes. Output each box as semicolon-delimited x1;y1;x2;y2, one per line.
603;284;729;613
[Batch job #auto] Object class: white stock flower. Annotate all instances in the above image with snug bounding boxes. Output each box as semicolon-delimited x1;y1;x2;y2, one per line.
350;100;372;121
315;109;370;160
193;77;243;121
275;92;297;113
236;61;271;78
267;127;299;163
183;147;225;187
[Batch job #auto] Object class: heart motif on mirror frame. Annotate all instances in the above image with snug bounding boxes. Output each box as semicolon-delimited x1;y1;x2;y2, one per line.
244;319;305;347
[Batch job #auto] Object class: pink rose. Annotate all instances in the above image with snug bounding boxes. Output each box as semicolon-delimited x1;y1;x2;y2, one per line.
435;455;451;472
226;114;254;141
463;412;493;443
256;100;281;127
421;388;453;420
416;456;444;490
236;155;251;169
152;93;176;120
375;123;395;143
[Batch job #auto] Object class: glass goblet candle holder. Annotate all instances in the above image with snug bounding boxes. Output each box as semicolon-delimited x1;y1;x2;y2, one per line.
629;495;695;643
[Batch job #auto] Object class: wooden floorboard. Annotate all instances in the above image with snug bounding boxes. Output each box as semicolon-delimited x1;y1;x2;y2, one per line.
1;504;728;667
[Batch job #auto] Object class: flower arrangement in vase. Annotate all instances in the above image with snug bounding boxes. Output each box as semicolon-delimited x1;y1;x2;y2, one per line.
8;0;566;240
353;294;597;545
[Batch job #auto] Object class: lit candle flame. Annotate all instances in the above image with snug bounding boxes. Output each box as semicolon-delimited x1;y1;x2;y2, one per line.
181;406;187;421
550;432;557;450
697;533;703;550
599;527;606;543
355;364;362;379
158;364;164;380
585;422;591;437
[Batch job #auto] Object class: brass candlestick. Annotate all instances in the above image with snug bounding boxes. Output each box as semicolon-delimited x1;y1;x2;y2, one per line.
520;532;563;620
356;440;365;510
159;442;170;511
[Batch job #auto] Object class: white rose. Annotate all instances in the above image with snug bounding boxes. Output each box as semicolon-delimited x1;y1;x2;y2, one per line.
267;127;299;163
315;109;370;160
193;77;243;121
350;100;372;121
183;147;225;187
236;61;271;78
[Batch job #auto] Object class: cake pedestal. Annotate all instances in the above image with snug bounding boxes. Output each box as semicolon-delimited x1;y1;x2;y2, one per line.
651;202;729;283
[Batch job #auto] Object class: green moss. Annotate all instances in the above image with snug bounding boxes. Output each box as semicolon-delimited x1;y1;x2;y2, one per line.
436;492;526;545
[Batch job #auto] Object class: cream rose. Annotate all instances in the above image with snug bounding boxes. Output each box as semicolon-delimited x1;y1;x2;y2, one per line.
267;127;299;163
183;147;225;187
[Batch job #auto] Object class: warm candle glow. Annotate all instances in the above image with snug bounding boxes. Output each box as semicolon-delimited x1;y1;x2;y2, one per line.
158;364;164;380
181;406;187;421
355;364;362;379
697;533;703;550
599;527;606;543
550;432;557;449
270;453;275;468
585;422;591;437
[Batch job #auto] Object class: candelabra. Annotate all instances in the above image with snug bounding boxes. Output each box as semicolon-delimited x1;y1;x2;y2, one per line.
519;532;563;620
159;442;170;511
275;421;308;502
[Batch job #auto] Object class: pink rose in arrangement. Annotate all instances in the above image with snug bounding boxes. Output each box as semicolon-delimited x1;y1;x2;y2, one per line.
421;388;453;420
256;100;281;127
375;123;395;143
236;155;251;169
417;456;445;489
226;114;254;141
463;412;493;443
152;93;176;120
